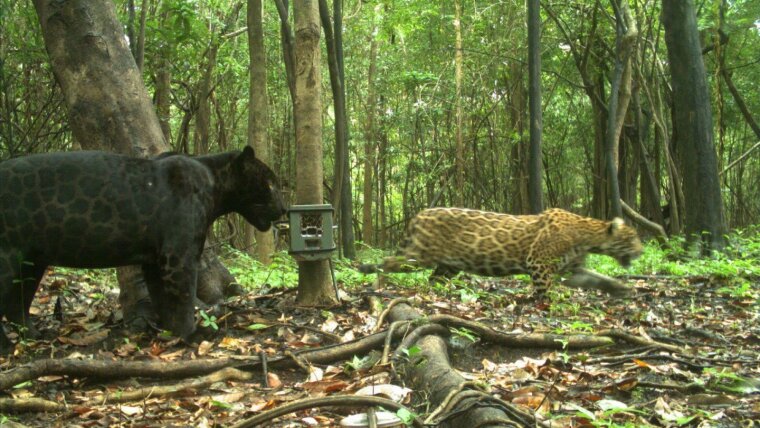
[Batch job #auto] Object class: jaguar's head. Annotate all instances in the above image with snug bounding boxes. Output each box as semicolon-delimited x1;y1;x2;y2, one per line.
603;218;643;267
232;146;287;231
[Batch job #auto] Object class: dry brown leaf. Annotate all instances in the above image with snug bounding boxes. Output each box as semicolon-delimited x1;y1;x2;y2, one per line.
58;329;109;346
301;379;349;393
197;340;214;356
267;372;282;388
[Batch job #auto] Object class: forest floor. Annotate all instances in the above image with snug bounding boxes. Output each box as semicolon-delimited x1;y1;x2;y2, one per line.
0;260;758;427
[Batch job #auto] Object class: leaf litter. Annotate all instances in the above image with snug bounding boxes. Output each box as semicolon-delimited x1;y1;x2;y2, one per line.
0;266;757;427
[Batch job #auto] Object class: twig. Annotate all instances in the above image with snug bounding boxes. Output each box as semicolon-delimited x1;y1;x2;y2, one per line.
636;380;706;394
284;350;311;373
259;351;269;388
228;395;424;428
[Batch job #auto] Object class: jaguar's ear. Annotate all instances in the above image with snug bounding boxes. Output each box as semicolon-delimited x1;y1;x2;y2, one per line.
608;217;624;235
241;145;256;159
234;146;257;172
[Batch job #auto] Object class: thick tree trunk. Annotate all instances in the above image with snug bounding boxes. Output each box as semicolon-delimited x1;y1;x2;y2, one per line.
293;0;337;306
662;0;727;253
33;0;238;332
527;0;543;214
246;0;275;264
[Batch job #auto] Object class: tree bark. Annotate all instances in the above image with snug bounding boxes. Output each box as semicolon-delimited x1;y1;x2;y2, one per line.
527;0;543;213
33;0;238;332
362;15;379;245
662;0;727;253
604;0;637;219
246;0;275;264
454;0;465;207
318;0;355;259
293;0;337;306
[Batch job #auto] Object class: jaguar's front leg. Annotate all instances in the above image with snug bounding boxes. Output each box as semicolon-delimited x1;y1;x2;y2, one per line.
565;267;633;297
529;266;555;298
144;251;200;340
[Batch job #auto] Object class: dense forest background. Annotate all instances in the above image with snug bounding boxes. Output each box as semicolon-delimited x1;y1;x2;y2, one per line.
2;0;760;251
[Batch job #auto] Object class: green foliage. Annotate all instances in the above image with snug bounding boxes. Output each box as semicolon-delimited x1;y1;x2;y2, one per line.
396;407;418;426
199;309;218;330
223;247;298;290
587;232;760;283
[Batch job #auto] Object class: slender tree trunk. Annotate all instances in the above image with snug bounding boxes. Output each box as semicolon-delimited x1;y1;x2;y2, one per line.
527;0;543;213
363;16;378;245
246;0;275;264
333;0;355;259
318;0;355;259
135;0;147;71
662;0;726;253
453;0;465;207
293;0;337;306
507;62;529;214
274;0;296;104
604;0;637;218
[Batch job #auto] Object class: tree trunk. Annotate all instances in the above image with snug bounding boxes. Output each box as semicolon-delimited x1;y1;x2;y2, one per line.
453;0;465;207
507;62;529;214
333;0;355;259
662;0;726;253
293;0;337;306
33;0;238;332
527;0;543;213
318;0;355;259
362;17;379;245
604;0;637;219
246;0;275;264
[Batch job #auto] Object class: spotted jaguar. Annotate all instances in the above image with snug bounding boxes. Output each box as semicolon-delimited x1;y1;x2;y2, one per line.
360;207;642;297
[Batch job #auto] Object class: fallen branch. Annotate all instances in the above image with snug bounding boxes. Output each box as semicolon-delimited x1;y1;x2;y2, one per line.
0;397;66;413
229;395;424;428
0;358;241;392
97;367;254;403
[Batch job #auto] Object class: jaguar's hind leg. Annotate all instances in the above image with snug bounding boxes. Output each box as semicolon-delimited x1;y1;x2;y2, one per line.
429;264;459;285
0;249;44;353
4;261;46;341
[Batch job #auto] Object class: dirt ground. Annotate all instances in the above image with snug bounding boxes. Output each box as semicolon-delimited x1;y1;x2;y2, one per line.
0;268;758;427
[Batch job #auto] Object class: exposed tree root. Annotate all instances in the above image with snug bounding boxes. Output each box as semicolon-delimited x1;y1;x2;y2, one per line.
228;395;424;428
597;328;686;354
386;302;537;427
96;367;254;403
0;358;241;392
427;314;615;349
0;397;66;413
399;334;535;427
